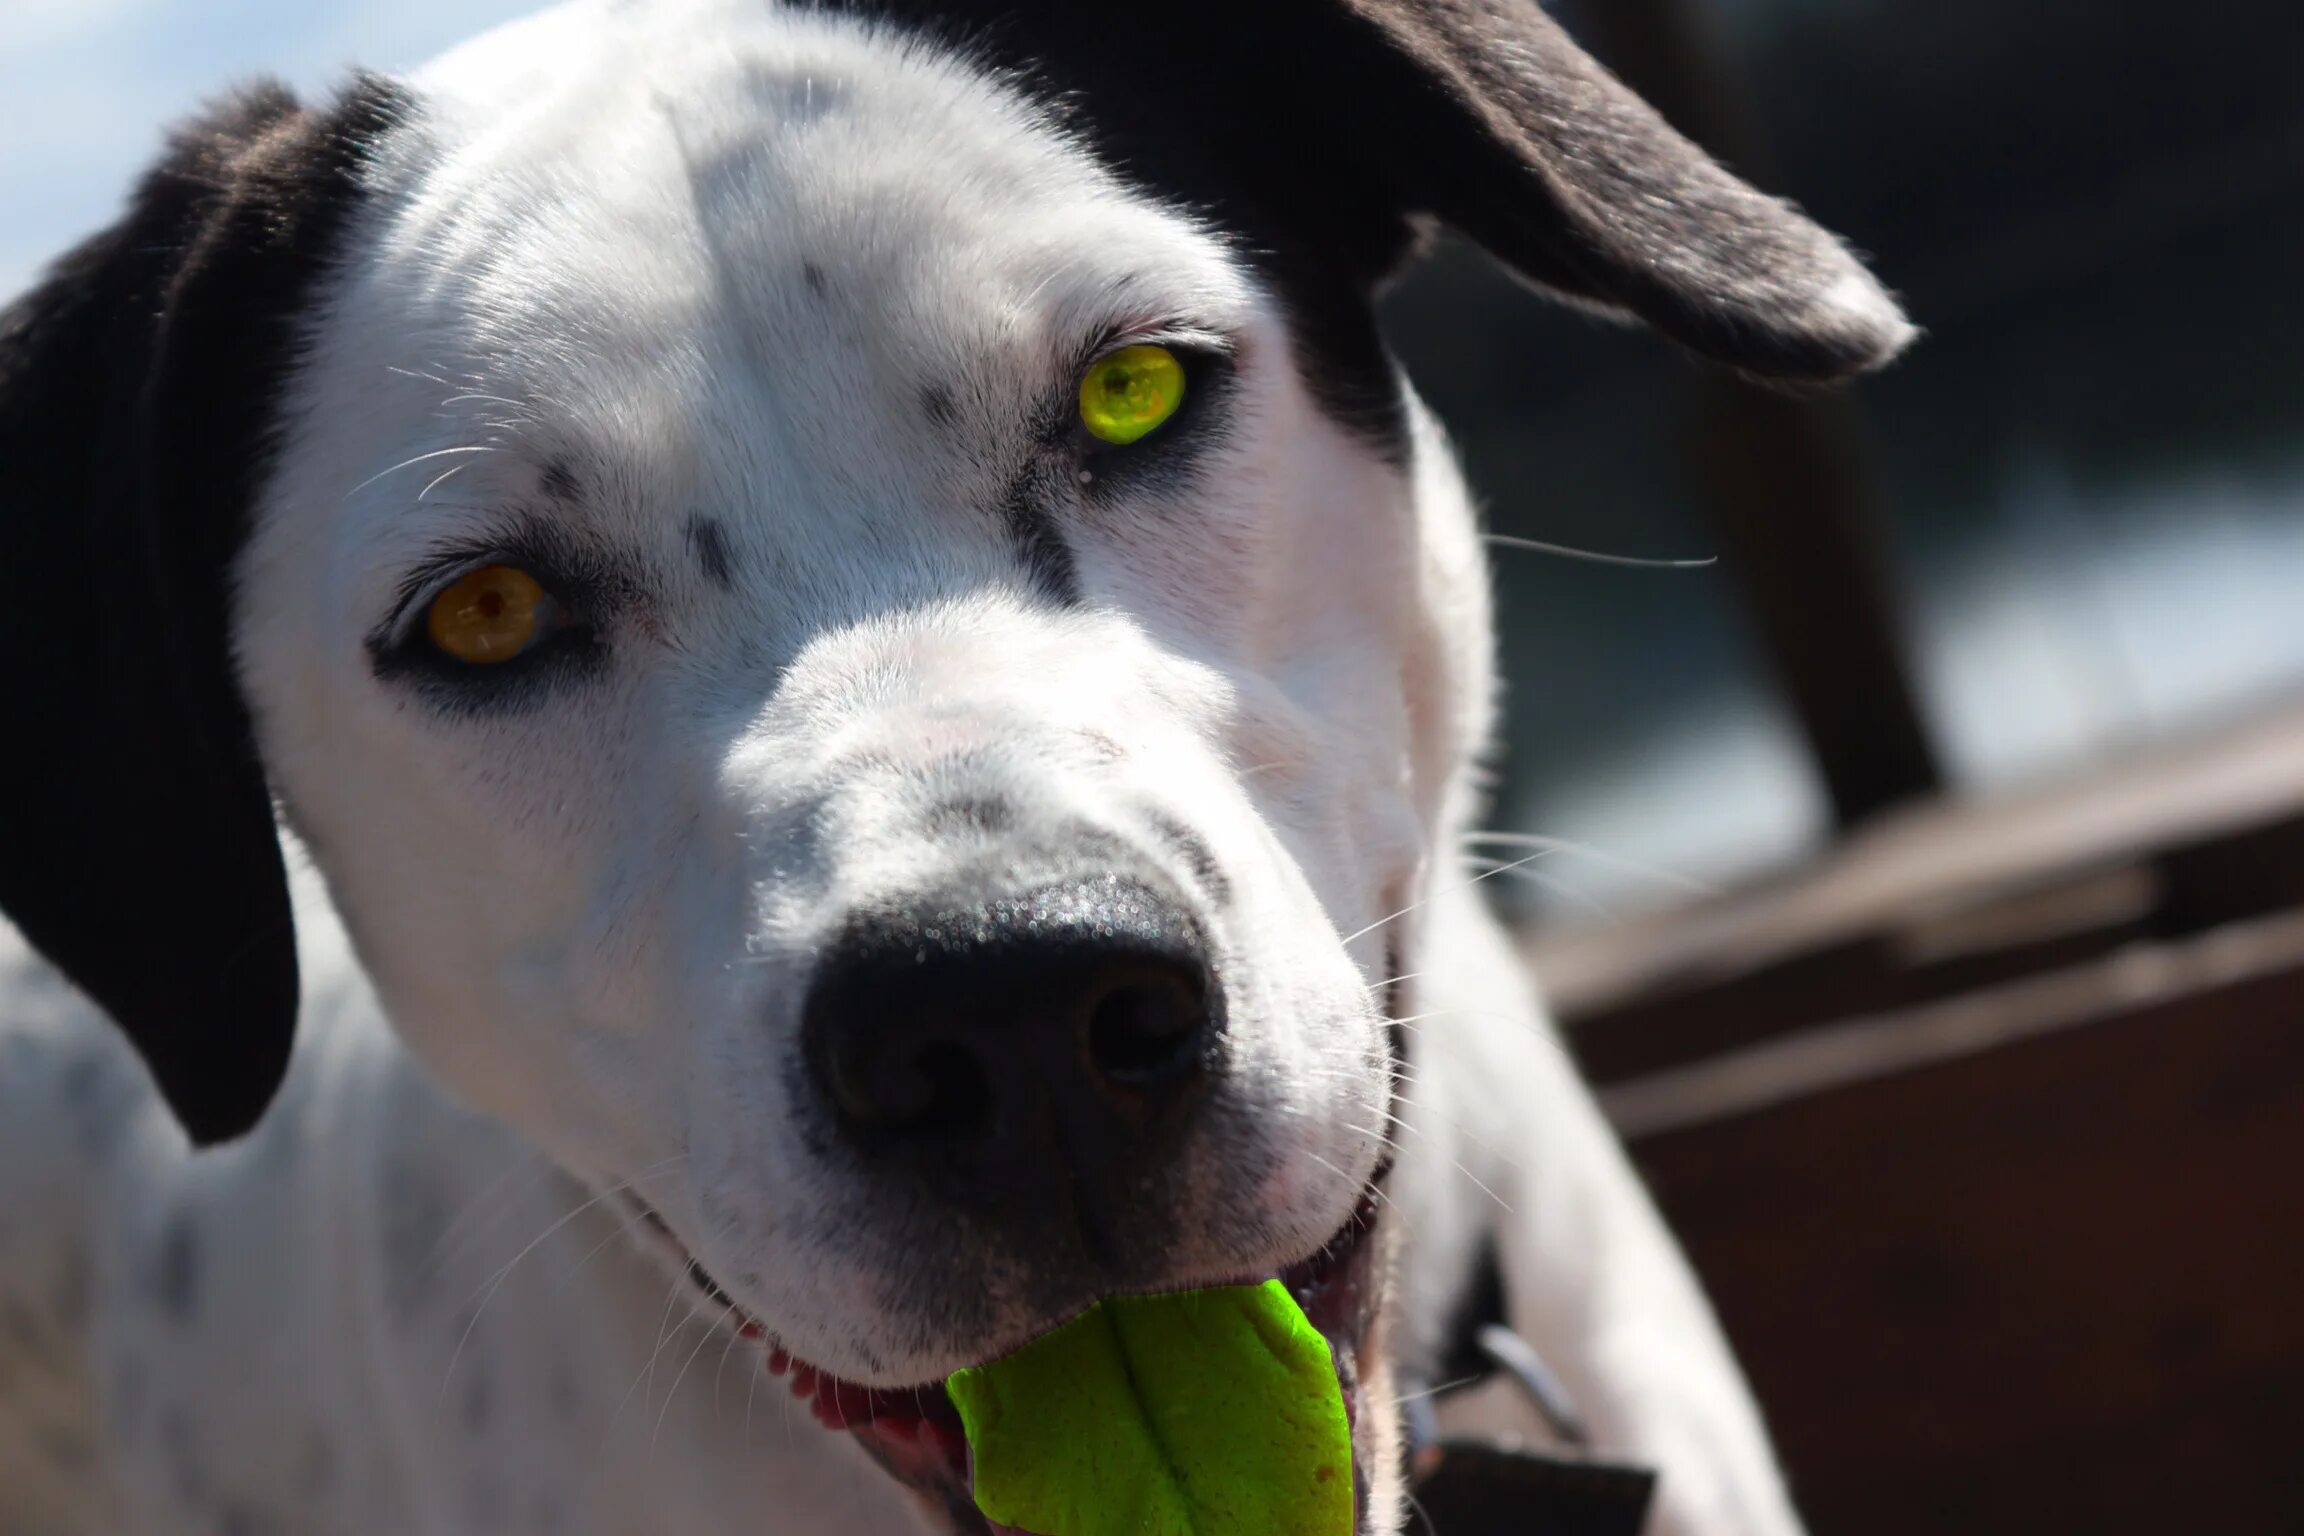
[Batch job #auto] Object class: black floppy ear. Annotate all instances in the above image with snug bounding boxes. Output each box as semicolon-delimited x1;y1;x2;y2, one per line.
864;0;1910;380
0;77;408;1145
1323;0;1913;379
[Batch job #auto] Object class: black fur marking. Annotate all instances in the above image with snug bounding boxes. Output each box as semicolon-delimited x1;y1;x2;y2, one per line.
822;0;1908;434
925;795;1017;836
917;383;958;431
0;76;414;1146
538;459;581;502
1144;810;1232;906
997;462;1080;603
685;512;736;589
802;260;828;295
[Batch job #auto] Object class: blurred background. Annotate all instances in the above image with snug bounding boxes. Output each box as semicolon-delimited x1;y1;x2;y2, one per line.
7;1;2300;1531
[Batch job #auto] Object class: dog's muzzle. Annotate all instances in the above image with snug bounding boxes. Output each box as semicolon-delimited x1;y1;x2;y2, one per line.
637;852;1395;1531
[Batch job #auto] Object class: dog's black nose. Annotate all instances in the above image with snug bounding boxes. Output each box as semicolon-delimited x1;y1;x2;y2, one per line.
802;872;1220;1221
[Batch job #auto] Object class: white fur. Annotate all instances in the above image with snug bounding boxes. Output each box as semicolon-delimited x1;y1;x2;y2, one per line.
0;3;1803;1532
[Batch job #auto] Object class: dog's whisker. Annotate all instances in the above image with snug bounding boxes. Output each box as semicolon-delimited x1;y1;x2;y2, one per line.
1340;851;1555;947
1303;1150;1395;1212
1363;968;1427;993
606;1267;704;1449
417;458;482;502
1483;531;1717;571
744;1326;764;1448
1452;1159;1513;1215
557;1185;675;1291
1392;1373;1485;1407
417;1147;560;1284
384;364;458;389
440;1153;689;1404
1463;854;1617;921
342;443;499;499
1339;1123;1405;1159
712;1303;748;1418
436;391;531;410
654;1297;745;1463
1298;1052;1535;1182
1465;829;1716;897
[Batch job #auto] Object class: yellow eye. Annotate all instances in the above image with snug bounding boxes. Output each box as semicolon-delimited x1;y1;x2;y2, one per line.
425;564;549;664
1078;343;1186;446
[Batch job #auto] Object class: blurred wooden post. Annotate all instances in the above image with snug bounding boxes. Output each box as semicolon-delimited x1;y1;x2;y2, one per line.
1567;0;1946;827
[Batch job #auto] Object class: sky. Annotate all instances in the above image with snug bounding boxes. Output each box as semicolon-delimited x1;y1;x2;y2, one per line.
0;0;538;301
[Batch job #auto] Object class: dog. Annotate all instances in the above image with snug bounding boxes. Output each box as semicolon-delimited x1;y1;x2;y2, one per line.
0;1;1910;1532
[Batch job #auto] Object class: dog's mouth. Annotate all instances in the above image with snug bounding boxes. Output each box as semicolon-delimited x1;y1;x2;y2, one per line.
632;1186;1389;1533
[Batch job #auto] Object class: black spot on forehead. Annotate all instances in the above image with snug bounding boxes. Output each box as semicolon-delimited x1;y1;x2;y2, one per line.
538;460;581;502
802;260;828;295
686;513;736;589
918;383;958;431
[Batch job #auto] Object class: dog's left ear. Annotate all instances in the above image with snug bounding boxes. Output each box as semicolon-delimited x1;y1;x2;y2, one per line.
0;77;410;1145
886;0;1910;380
1312;0;1915;378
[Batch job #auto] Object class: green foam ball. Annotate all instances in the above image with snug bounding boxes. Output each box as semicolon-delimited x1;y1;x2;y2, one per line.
945;1279;1353;1536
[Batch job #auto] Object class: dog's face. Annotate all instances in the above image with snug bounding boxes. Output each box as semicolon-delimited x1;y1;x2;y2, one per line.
0;0;1906;1527
247;10;1421;1480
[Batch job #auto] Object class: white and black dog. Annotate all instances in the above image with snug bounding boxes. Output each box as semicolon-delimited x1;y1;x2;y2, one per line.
0;1;1909;1532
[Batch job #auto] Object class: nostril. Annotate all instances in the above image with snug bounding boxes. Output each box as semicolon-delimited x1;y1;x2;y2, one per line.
822;1032;994;1141
1086;971;1210;1088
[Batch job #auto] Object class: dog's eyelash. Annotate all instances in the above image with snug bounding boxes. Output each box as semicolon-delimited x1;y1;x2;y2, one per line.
1072;319;1236;375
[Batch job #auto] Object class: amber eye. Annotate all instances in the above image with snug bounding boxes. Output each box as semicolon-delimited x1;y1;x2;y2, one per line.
425;564;550;664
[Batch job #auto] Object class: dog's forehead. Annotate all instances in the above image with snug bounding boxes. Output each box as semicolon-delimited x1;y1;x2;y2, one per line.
387;0;1252;446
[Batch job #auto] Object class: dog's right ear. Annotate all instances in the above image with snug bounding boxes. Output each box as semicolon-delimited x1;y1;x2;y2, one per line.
0;78;410;1146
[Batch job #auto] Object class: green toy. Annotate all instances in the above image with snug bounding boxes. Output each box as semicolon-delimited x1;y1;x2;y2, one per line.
945;1279;1353;1536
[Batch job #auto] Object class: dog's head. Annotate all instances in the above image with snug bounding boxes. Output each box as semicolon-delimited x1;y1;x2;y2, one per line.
0;0;1905;1525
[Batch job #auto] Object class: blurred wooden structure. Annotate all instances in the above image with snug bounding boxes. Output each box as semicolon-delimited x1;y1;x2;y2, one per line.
1528;9;2304;1527
1534;706;2304;1535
